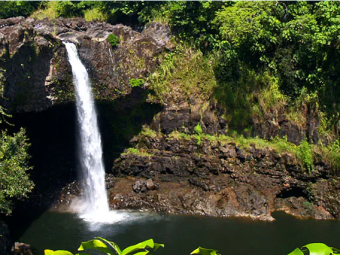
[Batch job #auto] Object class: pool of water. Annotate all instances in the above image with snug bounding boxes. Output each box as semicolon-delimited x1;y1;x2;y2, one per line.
19;210;340;255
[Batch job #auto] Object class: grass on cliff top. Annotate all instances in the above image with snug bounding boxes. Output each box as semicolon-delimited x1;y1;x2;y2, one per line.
125;124;340;173
30;1;59;20
121;147;153;157
147;44;217;103
84;8;107;22
168;130;316;172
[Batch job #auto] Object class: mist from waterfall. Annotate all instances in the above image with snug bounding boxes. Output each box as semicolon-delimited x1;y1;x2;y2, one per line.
64;42;111;222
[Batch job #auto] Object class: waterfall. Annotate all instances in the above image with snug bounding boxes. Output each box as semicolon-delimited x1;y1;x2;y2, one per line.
64;42;109;222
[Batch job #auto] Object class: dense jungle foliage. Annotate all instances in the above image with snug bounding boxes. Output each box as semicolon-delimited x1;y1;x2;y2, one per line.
2;0;340;213
0;104;33;215
3;1;340;134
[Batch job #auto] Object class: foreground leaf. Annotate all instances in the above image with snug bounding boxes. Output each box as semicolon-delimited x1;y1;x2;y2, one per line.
287;248;304;255
44;250;73;255
303;243;334;255
153;243;165;251
78;239;113;255
95;237;122;255
130;252;149;255
121;239;155;255
191;247;220;255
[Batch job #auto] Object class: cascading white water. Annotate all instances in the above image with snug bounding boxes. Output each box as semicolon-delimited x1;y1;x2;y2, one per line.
64;42;110;222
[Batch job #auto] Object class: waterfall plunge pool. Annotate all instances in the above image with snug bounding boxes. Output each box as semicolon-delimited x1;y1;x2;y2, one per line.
18;210;340;255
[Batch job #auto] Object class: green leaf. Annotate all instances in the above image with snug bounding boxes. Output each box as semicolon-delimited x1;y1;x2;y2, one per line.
44;250;73;255
153;243;164;251
191;247;220;255
303;243;334;255
121;239;155;255
78;239;114;255
130;252;149;255
331;247;340;254
95;237;122;255
287;248;304;255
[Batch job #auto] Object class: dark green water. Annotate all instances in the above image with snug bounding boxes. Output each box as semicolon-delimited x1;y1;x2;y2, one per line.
19;210;340;255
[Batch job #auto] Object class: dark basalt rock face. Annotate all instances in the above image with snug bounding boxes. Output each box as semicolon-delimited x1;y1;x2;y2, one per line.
104;135;338;221
0;17;171;112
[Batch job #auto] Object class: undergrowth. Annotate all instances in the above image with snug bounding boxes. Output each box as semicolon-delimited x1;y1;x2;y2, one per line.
30;1;59;20
147;44;319;138
84;8;106;21
121;148;153;157
147;44;217;103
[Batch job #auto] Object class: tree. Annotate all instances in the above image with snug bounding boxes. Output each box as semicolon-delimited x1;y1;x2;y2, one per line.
0;128;34;215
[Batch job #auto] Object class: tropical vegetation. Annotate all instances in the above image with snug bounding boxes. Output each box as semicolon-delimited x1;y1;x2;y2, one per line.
0;113;34;215
45;238;340;255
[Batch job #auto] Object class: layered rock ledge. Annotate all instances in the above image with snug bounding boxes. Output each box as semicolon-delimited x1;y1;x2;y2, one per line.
58;133;340;221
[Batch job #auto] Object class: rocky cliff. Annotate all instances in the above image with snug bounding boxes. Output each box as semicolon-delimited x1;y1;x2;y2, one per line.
0;17;171;112
106;133;338;221
0;17;338;222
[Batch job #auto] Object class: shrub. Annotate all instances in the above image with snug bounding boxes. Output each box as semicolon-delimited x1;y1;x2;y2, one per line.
297;141;313;173
107;34;119;48
30;1;59;20
194;123;203;145
315;140;340;172
0;1;39;19
0;128;34;215
194;123;203;135
84;8;106;21
129;78;144;88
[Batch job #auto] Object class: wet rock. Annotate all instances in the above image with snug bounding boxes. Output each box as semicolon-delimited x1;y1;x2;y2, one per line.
13;243;33;255
146;179;159;190
132;179;147;193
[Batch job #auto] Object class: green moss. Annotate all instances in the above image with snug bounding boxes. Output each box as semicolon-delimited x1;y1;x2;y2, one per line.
140;125;158;137
122;148;153;157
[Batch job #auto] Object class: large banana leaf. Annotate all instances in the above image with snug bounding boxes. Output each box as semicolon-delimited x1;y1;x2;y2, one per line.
191;247;221;255
95;237;122;255
302;243;335;255
78;239;116;255
121;239;163;255
287;248;304;255
45;250;74;255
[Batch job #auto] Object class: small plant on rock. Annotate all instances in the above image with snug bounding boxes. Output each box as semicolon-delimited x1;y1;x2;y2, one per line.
107;33;119;48
194;123;203;145
129;78;145;88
